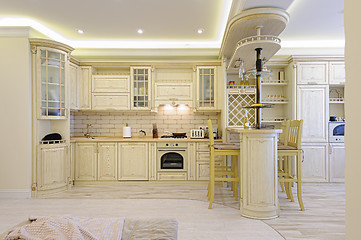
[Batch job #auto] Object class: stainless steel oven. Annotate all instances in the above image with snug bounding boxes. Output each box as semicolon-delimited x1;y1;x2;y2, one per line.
157;142;187;171
329;122;345;143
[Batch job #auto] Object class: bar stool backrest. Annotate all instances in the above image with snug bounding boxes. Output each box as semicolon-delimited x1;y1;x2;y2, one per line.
207;119;215;146
287;120;303;149
279;120;290;145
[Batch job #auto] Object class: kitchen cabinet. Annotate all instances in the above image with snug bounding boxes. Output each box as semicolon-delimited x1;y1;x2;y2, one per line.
75;142;117;181
187;142;196;180
301;143;328;182
329;62;345;85
296;62;328;85
118;143;149;180
37;144;68;191
131;67;152;110
75;143;97;180
78;66;92;110
98;143;118;180
69;63;79;110
157;172;187;181
92;93;130;110
34;47;68;119
154;82;193;107
297;85;329;142
196;66;217;110
329;143;345;182
148;143;157;180
92;75;130;93
195;142;223;180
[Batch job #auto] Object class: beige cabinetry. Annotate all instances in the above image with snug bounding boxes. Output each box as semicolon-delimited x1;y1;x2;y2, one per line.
98;143;118;180
92;75;129;93
69;63;79;110
37;144;68;191
92;93;130;110
196;66;217;110
301;143;329;182
75;143;97;180
329;143;345;182
78;66;92;110
195;142;223;180
154;82;193;106
131;67;152;110
329;62;345;85
118;143;149;180
75;142;117;181
297;62;328;84
297;85;329;142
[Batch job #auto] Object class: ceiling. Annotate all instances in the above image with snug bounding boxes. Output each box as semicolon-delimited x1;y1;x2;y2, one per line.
0;0;345;59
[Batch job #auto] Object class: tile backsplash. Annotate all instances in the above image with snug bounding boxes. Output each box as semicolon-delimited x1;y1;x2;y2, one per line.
71;106;219;137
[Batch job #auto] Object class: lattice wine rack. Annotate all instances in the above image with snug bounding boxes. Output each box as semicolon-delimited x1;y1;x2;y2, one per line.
227;89;256;127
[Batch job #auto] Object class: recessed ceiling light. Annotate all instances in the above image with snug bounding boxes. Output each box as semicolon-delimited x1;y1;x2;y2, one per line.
77;29;84;34
197;28;204;34
137;29;143;34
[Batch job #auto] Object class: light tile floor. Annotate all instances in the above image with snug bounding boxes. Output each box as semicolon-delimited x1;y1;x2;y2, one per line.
0;182;345;240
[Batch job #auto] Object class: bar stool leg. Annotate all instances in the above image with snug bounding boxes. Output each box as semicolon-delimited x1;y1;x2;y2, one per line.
297;151;305;211
208;150;215;209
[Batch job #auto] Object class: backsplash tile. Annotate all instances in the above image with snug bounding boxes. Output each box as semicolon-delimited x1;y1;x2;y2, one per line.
71;106;219;137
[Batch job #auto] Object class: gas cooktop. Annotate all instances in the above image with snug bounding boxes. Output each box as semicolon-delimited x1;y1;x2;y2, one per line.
160;135;187;139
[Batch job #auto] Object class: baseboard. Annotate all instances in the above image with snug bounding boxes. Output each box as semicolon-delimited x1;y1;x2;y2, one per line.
0;189;31;199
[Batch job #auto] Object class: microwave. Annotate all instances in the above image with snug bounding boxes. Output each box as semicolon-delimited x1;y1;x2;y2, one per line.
328;122;344;143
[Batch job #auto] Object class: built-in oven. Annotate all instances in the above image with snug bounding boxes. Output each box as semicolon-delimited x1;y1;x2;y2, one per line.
157;142;187;172
329;122;345;143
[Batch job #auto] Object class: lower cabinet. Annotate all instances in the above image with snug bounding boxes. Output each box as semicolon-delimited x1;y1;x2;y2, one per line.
195;143;223;180
301;143;328;182
329;143;345;182
37;144;68;191
118;143;149;180
98;143;118;180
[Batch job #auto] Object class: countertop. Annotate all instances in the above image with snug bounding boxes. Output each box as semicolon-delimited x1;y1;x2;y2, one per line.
226;127;282;134
70;136;222;142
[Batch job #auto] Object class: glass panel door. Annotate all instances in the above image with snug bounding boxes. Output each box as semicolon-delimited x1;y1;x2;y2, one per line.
198;67;215;108
132;67;149;108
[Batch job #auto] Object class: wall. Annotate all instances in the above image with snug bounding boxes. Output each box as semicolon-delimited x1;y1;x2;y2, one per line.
345;0;361;239
0;37;31;197
71;106;219;138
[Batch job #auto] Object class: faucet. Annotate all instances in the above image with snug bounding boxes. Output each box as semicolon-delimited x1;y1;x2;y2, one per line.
84;124;93;138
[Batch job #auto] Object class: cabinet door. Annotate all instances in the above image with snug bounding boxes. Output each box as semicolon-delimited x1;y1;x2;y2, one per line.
197;66;217;110
297;62;328;84
79;66;92;110
131;67;152;110
98;143;117;180
329;62;345;85
155;83;193;100
75;143;97;180
37;146;67;190
329;143;345;182
301;143;328;182
118;143;149;180
297;85;329;142
69;63;79;110
92;93;130;110
92;75;130;93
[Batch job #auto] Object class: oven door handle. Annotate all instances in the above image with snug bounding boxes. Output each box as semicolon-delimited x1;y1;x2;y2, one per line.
157;149;186;152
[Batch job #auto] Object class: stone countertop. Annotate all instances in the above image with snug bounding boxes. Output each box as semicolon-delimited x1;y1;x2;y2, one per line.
70;136;222;142
226;127;282;134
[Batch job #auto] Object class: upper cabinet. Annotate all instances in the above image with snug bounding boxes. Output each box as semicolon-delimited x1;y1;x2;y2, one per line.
329;62;345;85
30;39;73;119
69;63;79;110
131;66;152;110
196;66;217;110
297;62;328;85
78;66;92;110
92;75;130;93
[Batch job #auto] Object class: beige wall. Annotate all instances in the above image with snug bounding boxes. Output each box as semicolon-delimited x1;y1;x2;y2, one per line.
0;38;31;195
345;0;361;239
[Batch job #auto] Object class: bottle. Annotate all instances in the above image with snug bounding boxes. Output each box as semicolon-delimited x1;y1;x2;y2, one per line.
152;123;158;138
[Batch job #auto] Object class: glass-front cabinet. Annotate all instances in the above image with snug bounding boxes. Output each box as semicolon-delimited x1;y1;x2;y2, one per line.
31;39;73;119
39;48;67;118
197;66;216;110
131;66;152;110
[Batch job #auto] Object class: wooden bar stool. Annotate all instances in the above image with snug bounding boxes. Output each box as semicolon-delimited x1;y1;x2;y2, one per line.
207;119;240;209
278;119;305;211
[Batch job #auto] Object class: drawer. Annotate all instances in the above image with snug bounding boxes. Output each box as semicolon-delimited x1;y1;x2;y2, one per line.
197;152;224;162
92;93;130;110
196;143;209;151
157;172;187;181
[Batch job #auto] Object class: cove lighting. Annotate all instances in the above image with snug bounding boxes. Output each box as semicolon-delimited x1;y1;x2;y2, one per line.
0;0;233;49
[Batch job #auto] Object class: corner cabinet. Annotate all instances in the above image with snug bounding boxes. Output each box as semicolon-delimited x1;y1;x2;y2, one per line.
37;143;68;192
131;67;152;110
30;40;73;119
196;66;217;110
